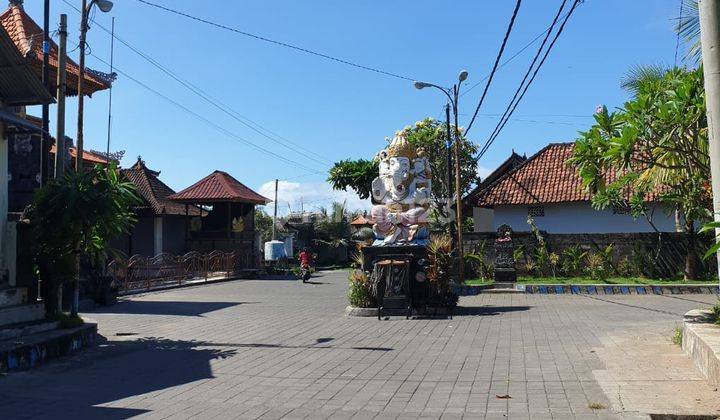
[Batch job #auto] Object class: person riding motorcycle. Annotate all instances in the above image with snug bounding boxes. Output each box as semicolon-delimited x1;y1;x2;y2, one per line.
298;248;313;282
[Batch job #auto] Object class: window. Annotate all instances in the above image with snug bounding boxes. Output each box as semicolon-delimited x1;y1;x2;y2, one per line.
528;205;545;217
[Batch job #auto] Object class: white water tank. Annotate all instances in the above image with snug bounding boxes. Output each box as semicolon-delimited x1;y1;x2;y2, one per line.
264;240;286;261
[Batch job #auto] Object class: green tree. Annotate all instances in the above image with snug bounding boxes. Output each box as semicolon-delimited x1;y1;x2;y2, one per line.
569;67;710;280
28;163;140;316
328;118;479;209
254;208;275;243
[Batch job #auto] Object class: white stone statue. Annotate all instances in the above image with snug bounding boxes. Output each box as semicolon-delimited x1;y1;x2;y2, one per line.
370;132;432;246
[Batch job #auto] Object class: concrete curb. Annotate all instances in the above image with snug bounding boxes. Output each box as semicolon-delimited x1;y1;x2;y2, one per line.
345;306;378;317
682;309;720;387
456;284;720;296
0;320;98;373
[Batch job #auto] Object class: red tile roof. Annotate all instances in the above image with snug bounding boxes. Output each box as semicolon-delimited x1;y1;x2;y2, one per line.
350;215;374;226
122;158;201;216
168;170;271;204
474;142;668;207
475;143;629;206
0;4;111;96
49;144;109;165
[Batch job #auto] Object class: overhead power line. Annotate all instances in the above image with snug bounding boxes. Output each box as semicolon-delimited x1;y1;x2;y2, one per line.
87;52;325;174
480;0;569;148
461;7;575;98
135;0;416;82
61;0;334;168
479;0;582;159
464;0;523;137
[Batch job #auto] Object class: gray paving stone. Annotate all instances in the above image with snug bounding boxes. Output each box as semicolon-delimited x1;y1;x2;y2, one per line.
0;271;717;419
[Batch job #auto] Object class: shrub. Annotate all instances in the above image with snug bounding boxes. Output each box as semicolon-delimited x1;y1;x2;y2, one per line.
465;240;493;280
347;269;375;308
711;301;720;325
562;246;587;276
548;253;560;278
616;256;632;277
585;253;609;281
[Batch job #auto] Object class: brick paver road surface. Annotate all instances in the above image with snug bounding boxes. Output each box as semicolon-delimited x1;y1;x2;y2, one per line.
0;271;718;419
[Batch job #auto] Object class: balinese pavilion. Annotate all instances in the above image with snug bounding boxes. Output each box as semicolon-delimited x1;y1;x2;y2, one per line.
168;171;271;269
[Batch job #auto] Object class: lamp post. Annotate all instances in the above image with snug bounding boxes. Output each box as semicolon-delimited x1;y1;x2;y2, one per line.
414;70;469;282
76;0;113;172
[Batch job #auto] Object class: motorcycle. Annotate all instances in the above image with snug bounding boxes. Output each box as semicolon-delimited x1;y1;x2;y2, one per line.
299;264;311;283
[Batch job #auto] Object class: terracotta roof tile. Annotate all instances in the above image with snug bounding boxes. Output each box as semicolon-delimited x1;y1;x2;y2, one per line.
350;215;374;225
475;143;657;206
49;144;109;165
121;158;201;216
0;5;111;96
168;171;271;204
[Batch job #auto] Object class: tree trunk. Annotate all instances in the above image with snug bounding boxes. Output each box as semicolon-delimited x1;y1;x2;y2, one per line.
684;219;698;281
70;252;80;316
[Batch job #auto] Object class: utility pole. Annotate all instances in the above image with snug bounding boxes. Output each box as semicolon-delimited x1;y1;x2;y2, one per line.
105;17;115;167
41;0;50;184
272;179;278;240
54;14;68;178
452;85;464;282
445;103;455;238
76;0;89;172
699;0;720;282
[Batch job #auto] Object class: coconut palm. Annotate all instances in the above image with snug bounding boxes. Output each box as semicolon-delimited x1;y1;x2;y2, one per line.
676;0;700;64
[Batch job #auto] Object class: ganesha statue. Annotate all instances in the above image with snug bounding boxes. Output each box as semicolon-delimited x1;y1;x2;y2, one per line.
370;132;432;246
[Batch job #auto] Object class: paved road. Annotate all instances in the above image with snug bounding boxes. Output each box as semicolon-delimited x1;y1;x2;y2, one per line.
0;271;718;419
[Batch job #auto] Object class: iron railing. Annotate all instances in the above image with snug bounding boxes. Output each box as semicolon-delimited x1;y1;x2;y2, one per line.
107;250;253;294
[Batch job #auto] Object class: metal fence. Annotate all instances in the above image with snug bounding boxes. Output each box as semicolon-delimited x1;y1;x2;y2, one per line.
107;250;251;294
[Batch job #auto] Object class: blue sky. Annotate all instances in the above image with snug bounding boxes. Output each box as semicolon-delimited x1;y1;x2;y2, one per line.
24;0;682;214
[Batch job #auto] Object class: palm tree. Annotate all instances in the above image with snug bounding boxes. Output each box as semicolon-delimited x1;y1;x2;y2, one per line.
677;0;700;64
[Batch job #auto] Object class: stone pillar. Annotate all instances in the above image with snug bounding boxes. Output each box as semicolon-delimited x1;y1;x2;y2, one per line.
153;216;163;256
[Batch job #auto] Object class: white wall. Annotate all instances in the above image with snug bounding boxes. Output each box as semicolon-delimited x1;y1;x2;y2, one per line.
473;202;677;233
472;207;494;232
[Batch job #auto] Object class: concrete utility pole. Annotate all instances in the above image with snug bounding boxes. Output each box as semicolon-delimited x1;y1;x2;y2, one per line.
699;0;720;281
41;0;50;184
76;0;89;172
272;179;278;240
54;14;67;178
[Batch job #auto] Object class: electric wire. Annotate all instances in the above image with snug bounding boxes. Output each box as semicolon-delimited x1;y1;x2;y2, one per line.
479;0;582;159
135;0;417;82
478;0;569;150
461;7;575;98
674;0;684;66
87;52;325;175
61;0;334;168
464;0;523;137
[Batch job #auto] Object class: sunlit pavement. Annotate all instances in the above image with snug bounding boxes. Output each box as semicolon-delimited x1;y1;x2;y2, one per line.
0;271;718;419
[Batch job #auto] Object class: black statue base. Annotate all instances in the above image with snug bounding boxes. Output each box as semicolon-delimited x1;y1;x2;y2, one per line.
361;245;429;319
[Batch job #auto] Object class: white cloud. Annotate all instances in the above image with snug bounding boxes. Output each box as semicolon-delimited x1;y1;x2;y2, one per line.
257;180;371;216
477;164;493;180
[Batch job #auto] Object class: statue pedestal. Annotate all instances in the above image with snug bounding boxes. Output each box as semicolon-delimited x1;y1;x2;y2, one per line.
361;245;428;319
493;224;517;284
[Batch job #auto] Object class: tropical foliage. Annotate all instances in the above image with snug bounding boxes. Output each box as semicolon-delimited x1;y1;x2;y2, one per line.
28;164;140;315
254;208;275;243
568;67;710;279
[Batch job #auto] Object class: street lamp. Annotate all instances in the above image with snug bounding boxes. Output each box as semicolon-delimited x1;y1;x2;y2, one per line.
413;70;469;282
76;0;113;172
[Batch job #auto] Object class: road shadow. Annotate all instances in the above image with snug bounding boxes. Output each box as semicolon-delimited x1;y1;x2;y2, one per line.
88;300;250;316
0;337;237;418
302;280;327;285
455;305;532;316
